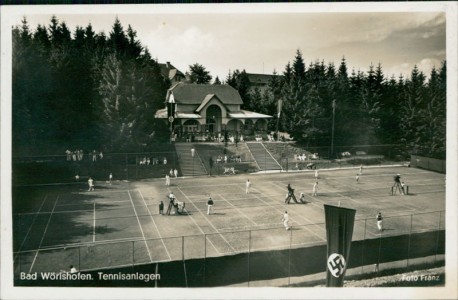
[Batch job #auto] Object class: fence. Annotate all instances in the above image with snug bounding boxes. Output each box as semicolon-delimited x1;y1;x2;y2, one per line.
411;155;446;173
12;152;180;185
14;210;445;287
11;143;417;185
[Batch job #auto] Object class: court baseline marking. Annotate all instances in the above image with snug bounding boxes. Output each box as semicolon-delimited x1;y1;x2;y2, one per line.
127;190;152;263
137;189;172;261
29;194;59;273
15;194;48;256
175;186;236;254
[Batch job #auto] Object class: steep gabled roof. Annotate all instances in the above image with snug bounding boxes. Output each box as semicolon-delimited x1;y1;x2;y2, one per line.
195;94;224;112
158;62;185;80
169;83;243;105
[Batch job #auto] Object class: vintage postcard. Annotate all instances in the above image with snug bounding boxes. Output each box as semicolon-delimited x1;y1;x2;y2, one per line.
1;2;457;299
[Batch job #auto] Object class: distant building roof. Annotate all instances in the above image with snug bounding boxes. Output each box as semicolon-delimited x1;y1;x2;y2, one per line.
246;73;275;85
168;82;243;105
158;61;185;80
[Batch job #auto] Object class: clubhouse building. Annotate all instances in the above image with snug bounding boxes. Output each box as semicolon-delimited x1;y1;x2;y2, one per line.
155;82;272;141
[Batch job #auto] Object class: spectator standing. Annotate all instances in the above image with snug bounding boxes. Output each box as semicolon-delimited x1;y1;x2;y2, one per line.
174;169;178;178
207;197;214;215
191;147;195;157
92;150;97;162
159;201;164;215
312;181;318;196
359;164;363;175
376;212;383;231
108;173;113;184
245;179;251;194
66;150;71;161
282;211;290;230
314;169;319;180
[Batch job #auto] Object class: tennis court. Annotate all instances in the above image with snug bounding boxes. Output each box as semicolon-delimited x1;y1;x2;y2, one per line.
13;166;445;275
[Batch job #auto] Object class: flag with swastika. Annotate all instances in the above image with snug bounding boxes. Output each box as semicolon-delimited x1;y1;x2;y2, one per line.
324;204;356;287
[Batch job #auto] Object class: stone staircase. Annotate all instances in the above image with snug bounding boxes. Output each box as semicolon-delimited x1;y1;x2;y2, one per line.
174;143;208;176
246;142;282;171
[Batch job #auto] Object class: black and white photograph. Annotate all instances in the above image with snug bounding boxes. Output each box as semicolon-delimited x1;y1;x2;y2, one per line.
1;2;457;300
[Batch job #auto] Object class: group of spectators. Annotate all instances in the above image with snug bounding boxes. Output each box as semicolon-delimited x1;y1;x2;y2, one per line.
65;149;103;162
215;154;242;164
138;157;167;165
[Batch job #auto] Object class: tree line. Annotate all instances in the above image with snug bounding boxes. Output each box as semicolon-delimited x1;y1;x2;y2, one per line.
227;50;446;159
13;16;171;156
13;17;445;159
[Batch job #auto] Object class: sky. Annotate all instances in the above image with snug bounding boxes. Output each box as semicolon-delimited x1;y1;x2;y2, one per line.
8;3;446;82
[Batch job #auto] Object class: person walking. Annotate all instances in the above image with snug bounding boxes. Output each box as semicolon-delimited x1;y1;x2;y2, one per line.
376;212;383;231
245;179;251;194
88;177;95;191
165;174;170;186
359;164;363;175
312;181;318;197
191;146;195;158
207;197;214;215
282;211;290;230
314;169;319;180
108;173;113;184
356;173;360;183
159;201;164;215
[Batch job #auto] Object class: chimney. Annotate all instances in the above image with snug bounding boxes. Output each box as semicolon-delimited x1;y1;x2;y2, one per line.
166;61;170;69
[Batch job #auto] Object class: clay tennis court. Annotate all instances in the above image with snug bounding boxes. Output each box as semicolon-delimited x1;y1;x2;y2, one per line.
13;165;445;276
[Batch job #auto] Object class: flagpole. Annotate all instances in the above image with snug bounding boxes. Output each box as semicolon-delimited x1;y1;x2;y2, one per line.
331;99;336;158
276;99;282;141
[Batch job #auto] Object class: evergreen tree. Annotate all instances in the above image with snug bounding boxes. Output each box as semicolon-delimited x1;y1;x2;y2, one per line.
398;65;427;154
213;76;222;85
188;63;212;84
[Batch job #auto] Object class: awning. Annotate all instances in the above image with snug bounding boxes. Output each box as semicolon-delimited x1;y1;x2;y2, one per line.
154;108;201;119
228;109;272;119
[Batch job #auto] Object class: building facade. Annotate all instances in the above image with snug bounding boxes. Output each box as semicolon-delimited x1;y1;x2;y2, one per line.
155;82;272;141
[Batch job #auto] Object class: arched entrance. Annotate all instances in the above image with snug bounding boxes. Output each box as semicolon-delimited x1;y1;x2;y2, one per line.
205;105;222;133
183;120;200;133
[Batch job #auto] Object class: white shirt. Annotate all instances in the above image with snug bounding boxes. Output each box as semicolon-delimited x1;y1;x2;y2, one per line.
283;213;289;222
